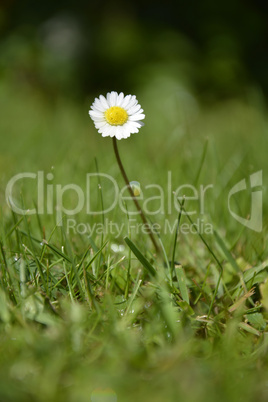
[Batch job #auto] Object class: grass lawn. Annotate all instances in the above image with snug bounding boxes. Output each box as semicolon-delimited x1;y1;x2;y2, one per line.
0;80;268;402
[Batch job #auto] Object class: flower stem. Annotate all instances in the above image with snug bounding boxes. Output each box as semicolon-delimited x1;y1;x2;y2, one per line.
112;137;159;253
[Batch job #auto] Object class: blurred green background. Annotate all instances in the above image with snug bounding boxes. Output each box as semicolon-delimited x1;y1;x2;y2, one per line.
1;0;268;99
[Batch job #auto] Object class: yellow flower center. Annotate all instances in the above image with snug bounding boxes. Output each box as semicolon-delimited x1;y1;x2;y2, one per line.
105;106;128;126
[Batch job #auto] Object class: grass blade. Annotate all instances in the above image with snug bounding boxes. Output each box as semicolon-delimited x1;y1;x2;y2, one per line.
175;264;189;304
214;229;240;273
124;236;156;277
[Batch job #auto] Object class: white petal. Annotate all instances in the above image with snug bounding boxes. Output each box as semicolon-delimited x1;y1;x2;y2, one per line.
122;128;131;139
128;120;144;127
125;96;138;111
109;127;117;137
93;98;106;112
116;92;124;106
107;91;118;107
119;128;126;139
101;125;114;137
127;104;141;115
128;121;142;127
113;126;119;139
106;93;112;106
89;113;105;122
92;117;106;123
89;110;104;118
128;113;145;121
113;93;118;106
119;128;126;138
99;95;109;109
98;122;109;132
94;121;107;129
120;95;132;109
91;104;104;113
126;122;140;133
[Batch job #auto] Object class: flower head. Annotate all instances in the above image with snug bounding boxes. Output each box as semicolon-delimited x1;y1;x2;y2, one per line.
89;91;145;140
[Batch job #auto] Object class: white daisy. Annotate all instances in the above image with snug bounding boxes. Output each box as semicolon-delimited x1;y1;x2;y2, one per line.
89;91;145;140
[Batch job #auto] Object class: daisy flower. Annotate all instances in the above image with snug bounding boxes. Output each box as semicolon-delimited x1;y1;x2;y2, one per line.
89;91;145;140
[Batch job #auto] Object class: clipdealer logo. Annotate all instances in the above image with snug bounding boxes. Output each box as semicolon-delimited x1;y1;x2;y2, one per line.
5;170;213;220
228;170;263;232
5;170;263;234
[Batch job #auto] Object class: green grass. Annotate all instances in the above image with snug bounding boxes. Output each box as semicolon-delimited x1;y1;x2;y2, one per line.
0;79;268;401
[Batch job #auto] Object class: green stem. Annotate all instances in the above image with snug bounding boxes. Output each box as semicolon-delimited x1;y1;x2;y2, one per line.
171;196;185;280
112;137;159;253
